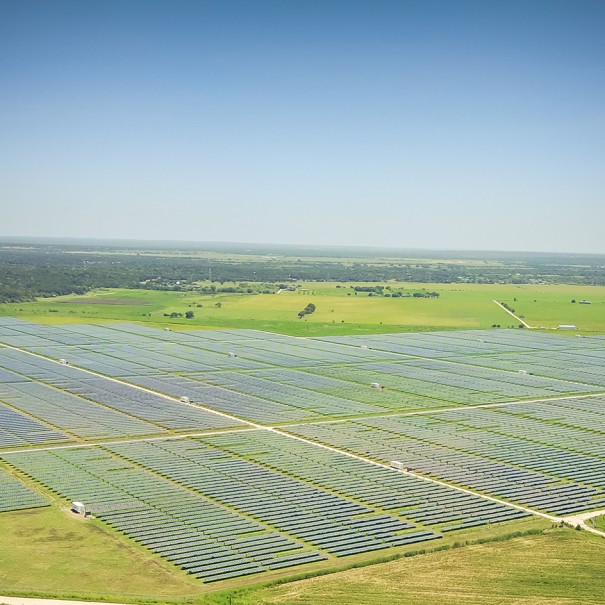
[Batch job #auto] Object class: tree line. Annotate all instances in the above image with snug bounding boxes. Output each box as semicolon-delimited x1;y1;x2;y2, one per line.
1;243;604;304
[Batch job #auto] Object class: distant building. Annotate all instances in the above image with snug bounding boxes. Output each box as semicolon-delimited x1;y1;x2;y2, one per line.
558;324;577;330
579;300;591;304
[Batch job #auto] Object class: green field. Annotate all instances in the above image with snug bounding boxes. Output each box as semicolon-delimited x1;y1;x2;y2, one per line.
2;282;605;335
0;506;202;600
245;529;605;605
590;516;605;533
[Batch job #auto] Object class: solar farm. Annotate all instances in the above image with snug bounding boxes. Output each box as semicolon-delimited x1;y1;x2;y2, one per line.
1;317;605;586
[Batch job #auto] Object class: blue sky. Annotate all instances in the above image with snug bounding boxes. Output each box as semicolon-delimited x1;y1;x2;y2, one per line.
1;0;604;252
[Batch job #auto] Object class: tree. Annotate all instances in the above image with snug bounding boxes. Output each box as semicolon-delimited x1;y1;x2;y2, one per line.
297;302;316;319
185;311;194;319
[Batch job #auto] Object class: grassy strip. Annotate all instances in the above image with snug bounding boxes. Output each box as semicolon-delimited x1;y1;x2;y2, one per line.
588;515;605;532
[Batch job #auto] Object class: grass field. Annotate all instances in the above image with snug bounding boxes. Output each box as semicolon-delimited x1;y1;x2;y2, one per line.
591;516;605;532
245;529;605;605
0;506;202;600
2;282;605;335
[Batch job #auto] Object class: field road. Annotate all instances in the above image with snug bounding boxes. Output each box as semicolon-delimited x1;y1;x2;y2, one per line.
562;509;605;537
0;598;128;605
493;300;533;329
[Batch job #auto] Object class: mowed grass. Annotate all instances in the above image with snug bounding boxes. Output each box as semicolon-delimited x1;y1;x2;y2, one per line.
591;515;605;532
506;285;605;332
0;506;203;600
251;529;605;605
3;282;605;335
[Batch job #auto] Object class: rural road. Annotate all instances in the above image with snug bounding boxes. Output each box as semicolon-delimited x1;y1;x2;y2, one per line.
492;300;533;329
0;598;128;605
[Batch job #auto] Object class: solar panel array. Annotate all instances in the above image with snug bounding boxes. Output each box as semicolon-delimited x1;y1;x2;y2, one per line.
0;381;162;439
0;466;49;512
285;398;605;516
1;320;601;425
0;348;245;440
196;431;530;531
1;318;605;583
3;430;531;579
306;360;597;407
0;403;69;448
454;349;605;388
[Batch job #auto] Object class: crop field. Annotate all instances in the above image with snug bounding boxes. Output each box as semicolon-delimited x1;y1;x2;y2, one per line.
248;529;605;605
2;283;605;336
0;316;604;598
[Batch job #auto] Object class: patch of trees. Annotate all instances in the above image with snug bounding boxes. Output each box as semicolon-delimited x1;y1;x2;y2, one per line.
354;286;384;293
500;301;516;313
298;303;316;319
352;286;439;298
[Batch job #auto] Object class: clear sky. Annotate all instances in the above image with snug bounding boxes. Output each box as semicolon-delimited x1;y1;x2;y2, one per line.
1;0;604;253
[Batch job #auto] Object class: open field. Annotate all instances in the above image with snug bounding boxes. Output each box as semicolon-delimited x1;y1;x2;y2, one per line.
1;283;605;335
248;529;605;605
0;506;202;599
591;516;605;532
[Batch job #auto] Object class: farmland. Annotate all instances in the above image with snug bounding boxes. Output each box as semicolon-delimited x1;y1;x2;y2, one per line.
0;316;604;601
1;282;605;336
2;241;605;310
